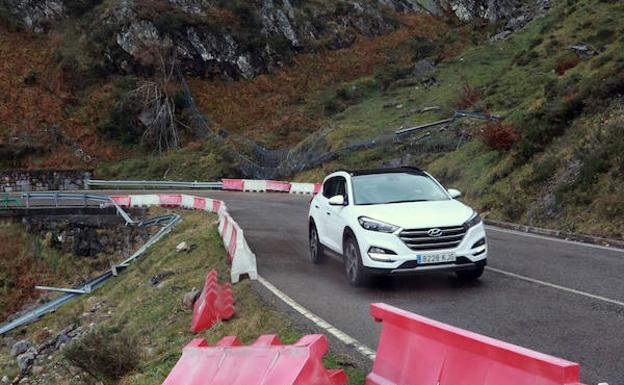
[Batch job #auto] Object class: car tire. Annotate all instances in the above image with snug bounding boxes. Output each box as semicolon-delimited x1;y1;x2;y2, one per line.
309;222;325;264
343;235;369;287
456;265;484;281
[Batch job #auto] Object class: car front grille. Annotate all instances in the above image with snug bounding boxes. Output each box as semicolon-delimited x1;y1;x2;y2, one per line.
399;226;466;251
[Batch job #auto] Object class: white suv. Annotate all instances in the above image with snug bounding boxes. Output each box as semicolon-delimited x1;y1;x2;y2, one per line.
308;167;487;286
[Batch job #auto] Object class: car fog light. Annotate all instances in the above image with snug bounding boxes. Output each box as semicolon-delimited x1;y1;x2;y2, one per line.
368;247;396;262
472;238;486;248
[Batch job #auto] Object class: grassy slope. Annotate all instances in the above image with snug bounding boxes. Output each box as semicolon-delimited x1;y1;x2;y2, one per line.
293;0;624;238
0;210;365;384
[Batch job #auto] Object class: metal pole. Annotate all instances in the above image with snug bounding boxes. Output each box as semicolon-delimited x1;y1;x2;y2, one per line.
35;286;88;295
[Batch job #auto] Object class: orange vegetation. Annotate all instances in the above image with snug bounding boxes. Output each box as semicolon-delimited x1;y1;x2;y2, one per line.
0;227;50;321
0;29;123;169
189;14;449;147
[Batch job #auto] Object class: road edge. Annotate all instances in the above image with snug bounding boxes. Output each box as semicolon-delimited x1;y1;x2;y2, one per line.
485;219;624;249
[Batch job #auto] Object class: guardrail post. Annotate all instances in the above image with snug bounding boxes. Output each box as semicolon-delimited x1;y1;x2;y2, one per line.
83;172;91;190
25;193;29;208
54;192;59;207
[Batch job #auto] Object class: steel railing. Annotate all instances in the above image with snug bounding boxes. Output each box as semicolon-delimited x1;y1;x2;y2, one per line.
86;179;223;189
21;192;134;224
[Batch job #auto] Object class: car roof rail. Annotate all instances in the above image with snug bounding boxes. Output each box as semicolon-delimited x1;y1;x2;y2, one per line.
347;166;424;176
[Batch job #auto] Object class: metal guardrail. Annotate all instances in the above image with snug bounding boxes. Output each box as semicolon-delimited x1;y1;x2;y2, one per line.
0;193;181;335
86;179;223;189
395;110;501;136
21;192;135;224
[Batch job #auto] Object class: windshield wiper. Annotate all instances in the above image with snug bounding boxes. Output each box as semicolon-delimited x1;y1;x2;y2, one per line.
386;199;429;204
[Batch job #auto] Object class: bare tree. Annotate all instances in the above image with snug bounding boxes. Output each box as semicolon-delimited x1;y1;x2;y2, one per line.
130;45;181;153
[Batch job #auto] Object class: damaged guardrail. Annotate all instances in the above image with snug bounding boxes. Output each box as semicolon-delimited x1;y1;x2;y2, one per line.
0;193;181;336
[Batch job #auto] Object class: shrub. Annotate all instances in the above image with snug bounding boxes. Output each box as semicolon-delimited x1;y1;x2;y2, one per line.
480;121;519;151
63;327;139;384
456;82;482;109
554;56;580;75
96;77;144;145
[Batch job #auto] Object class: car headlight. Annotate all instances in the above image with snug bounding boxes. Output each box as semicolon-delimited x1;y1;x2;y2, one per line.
464;212;482;229
358;216;400;233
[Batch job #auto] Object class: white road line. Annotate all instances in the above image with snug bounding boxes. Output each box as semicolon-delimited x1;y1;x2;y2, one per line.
486;267;624;308
257;275;377;360
486;226;624;253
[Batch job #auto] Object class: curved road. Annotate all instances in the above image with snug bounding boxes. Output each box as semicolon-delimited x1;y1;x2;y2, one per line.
94;190;623;383
203;191;624;385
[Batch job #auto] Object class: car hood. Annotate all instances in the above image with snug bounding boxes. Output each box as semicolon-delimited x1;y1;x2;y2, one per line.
354;200;474;229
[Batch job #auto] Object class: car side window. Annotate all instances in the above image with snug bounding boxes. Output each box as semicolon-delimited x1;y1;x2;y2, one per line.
335;178;347;200
322;176;348;203
323;178;337;198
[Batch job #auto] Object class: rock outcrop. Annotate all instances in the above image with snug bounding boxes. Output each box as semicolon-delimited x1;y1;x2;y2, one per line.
3;0;548;78
3;0;64;32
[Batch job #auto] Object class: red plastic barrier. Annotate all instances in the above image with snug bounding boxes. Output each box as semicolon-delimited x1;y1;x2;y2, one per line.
367;303;585;385
212;199;222;213
227;226;237;263
110;195;131;207
222;179;244;191
162;334;347;385
190;270;235;333
159;194;182;207
313;183;321;194
193;197;206;210
267;180;291;192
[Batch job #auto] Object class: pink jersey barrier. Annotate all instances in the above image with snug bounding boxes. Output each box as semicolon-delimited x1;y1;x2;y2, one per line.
190;270;235;333
162;334;347;385
222;179;244;191
367;303;585;385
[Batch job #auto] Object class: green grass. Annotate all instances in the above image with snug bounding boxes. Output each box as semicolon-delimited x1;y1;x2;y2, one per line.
0;210;366;384
95;144;237;181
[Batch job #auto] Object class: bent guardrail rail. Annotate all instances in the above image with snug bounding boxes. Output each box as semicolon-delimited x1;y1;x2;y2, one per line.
0;193;181;336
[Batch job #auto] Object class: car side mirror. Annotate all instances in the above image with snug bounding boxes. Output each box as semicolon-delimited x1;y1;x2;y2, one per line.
448;189;462;199
328;195;346;206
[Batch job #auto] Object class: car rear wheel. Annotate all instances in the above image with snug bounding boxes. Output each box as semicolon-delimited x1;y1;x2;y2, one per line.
309;222;325;264
456;265;484;281
344;236;369;287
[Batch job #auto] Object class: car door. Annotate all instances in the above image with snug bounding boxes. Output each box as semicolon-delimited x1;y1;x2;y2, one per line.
324;176;349;254
315;177;337;248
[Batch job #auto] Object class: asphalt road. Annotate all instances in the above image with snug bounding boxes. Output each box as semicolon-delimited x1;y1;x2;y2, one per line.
195;191;623;385
40;189;623;383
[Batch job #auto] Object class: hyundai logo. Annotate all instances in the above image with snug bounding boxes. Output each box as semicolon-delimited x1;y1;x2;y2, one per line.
427;228;443;237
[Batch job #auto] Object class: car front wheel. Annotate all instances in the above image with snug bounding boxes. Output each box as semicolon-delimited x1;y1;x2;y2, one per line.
343;235;369;287
309;222;325;264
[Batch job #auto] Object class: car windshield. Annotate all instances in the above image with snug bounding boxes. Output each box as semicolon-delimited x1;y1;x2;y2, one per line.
351;172;450;205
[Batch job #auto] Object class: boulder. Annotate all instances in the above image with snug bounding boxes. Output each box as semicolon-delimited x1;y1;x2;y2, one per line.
16;347;37;373
182;289;200;309
11;340;31;357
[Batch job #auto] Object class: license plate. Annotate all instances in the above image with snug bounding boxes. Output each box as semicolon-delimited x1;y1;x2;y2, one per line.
416;253;456;265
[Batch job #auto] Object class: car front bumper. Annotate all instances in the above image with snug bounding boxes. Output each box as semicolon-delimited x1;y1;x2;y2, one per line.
355;221;488;274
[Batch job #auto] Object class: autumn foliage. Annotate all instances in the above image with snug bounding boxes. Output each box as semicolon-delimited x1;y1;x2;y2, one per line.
480;121;519;151
456;82;482;109
555;56;580;76
0;29;122;169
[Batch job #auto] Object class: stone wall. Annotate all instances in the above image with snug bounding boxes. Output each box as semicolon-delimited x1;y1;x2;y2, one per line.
22;211;153;258
0;170;91;192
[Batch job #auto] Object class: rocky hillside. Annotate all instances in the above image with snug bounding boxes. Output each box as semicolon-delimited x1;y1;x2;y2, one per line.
1;0;623;238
